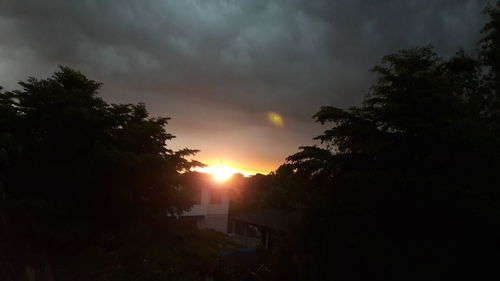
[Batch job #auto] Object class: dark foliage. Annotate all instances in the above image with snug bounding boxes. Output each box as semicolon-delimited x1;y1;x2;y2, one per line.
263;4;500;281
0;67;223;280
227;173;271;217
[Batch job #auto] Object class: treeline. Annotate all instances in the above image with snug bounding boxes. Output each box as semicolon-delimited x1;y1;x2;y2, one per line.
0;68;227;280
236;2;500;280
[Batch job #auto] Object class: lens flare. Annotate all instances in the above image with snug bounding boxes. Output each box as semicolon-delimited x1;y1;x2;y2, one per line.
267;112;284;127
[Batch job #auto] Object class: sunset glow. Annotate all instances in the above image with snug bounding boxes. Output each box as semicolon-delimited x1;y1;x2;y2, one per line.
191;164;255;182
212;166;236;182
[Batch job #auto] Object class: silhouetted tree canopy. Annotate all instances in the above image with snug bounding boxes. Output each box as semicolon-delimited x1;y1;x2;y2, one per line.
264;4;500;280
0;67;221;280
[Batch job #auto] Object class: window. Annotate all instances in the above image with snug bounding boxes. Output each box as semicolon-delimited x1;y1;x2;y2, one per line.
209;188;222;204
193;186;201;204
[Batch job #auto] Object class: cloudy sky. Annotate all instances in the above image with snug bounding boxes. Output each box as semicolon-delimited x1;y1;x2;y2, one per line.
0;0;490;173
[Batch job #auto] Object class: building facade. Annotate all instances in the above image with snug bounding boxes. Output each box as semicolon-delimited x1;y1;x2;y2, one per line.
180;173;229;233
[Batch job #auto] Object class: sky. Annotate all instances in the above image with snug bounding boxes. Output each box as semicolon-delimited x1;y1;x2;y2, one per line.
0;0;491;173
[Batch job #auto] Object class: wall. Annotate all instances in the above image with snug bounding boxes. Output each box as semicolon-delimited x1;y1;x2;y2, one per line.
181;180;229;232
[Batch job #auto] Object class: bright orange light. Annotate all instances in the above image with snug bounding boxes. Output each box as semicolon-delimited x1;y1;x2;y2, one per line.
191;164;255;182
211;166;235;182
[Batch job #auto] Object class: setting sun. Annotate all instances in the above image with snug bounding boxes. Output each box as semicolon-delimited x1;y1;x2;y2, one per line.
211;166;236;182
191;163;255;182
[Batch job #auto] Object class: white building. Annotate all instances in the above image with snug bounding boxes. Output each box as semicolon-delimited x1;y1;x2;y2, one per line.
180;173;229;233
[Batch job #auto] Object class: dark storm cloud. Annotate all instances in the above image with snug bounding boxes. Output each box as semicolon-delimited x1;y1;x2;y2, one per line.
0;0;491;169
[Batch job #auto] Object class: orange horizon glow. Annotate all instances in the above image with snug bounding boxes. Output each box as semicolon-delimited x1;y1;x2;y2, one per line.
167;110;302;178
190;161;261;182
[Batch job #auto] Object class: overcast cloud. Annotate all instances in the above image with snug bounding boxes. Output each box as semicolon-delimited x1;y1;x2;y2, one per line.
0;0;491;171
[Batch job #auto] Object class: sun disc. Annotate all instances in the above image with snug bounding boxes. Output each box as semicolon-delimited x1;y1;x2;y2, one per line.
211;166;235;182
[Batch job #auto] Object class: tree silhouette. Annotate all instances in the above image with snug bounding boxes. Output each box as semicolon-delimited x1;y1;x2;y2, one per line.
0;67;218;280
267;7;500;281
